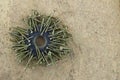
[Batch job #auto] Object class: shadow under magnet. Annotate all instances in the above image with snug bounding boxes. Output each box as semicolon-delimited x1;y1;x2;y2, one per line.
11;10;72;66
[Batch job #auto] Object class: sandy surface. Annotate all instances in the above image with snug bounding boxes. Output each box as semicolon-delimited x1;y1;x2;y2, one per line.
0;0;120;80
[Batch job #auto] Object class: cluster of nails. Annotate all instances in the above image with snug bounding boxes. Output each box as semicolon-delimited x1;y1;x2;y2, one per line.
11;10;72;66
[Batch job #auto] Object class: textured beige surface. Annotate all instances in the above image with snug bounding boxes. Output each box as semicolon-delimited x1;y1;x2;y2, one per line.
0;0;120;80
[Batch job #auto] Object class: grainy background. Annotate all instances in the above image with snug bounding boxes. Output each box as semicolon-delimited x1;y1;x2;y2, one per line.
0;0;120;80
